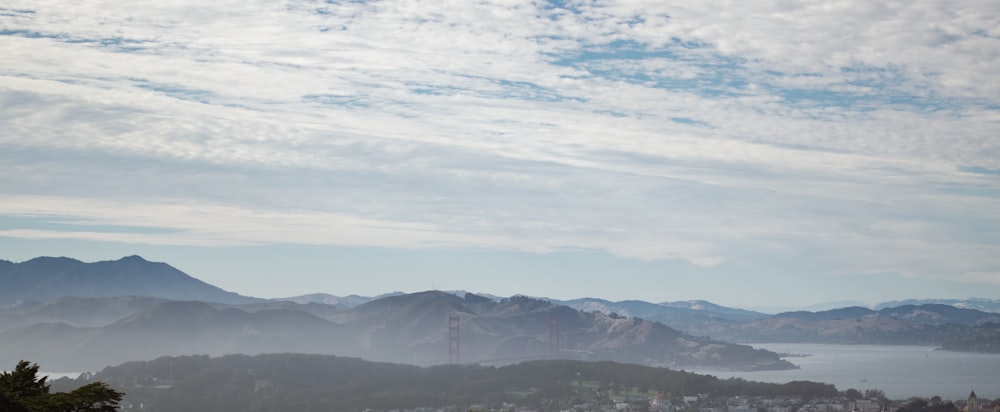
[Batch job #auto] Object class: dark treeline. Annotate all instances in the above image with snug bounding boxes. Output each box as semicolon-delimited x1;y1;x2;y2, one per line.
53;354;838;411
2;360;123;412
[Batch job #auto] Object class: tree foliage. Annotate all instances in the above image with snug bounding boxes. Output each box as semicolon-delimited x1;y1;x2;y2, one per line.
0;360;124;412
894;397;959;412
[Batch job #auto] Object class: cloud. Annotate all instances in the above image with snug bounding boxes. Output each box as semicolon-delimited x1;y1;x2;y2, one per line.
1;0;998;284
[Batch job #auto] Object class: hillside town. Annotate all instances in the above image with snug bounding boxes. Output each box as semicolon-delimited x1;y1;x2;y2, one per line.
363;390;999;412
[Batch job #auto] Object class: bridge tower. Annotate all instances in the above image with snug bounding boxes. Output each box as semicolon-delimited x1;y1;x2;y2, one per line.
448;315;460;364
549;314;560;356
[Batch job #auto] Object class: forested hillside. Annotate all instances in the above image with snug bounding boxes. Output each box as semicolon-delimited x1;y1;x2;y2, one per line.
52;354;838;412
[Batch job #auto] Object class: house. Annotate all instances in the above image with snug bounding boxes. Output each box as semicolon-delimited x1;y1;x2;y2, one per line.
851;399;880;412
651;394;674;412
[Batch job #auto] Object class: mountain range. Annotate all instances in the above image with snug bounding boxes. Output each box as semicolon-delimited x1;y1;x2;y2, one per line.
277;291;1000;319
0;256;792;372
2;255;998;372
274;292;1000;346
0;292;795;371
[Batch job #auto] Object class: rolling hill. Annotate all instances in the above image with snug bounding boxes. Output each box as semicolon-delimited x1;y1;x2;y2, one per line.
0;291;793;372
4;254;998;373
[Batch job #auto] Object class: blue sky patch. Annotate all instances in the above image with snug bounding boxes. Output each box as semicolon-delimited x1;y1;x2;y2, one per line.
131;79;214;103
960;166;1000;177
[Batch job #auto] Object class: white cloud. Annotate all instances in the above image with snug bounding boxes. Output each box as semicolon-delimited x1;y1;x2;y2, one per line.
1;0;998;284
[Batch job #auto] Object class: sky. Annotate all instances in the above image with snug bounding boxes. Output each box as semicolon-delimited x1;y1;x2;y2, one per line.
1;0;999;310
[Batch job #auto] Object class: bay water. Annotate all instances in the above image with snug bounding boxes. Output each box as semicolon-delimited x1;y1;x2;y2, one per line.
689;343;1000;400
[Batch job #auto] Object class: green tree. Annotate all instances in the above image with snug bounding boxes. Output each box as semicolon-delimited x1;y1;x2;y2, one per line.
0;360;124;412
0;360;49;412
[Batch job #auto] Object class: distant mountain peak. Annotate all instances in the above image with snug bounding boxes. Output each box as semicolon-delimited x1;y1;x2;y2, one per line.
0;255;260;306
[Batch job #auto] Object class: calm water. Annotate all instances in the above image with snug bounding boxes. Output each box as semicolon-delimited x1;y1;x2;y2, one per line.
689;343;1000;400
